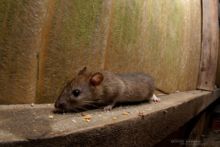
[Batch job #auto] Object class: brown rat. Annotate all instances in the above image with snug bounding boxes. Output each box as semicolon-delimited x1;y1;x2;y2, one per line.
54;67;160;112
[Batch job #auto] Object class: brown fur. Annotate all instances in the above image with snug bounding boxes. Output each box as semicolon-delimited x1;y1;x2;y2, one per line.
54;67;155;112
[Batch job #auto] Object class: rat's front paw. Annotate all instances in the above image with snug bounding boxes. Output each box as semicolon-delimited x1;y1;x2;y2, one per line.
104;105;113;111
103;102;116;111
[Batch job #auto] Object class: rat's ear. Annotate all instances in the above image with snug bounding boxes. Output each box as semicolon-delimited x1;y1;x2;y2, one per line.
78;66;87;75
90;72;104;86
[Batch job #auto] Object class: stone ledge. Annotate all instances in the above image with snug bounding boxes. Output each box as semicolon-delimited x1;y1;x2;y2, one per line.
0;90;220;147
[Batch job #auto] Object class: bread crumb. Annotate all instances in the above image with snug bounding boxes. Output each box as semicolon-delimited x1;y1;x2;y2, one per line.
122;111;129;115
112;117;117;120
49;115;54;119
72;119;77;123
85;119;91;122
82;114;92;122
83;114;92;119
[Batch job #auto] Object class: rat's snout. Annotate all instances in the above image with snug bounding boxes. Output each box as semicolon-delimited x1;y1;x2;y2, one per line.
55;100;66;110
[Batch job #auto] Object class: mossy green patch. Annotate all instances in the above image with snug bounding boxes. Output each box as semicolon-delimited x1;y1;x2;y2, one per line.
37;0;105;103
105;0;201;92
56;0;103;49
112;0;144;50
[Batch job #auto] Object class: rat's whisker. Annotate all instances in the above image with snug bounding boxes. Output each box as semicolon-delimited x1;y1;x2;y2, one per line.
83;101;99;108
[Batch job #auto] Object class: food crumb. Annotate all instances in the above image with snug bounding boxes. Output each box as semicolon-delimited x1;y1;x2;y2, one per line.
122;111;129;115
85;119;91;122
49;115;54;119
82;114;92;122
30;103;34;107
83;114;92;119
72;119;77;123
112;117;117;120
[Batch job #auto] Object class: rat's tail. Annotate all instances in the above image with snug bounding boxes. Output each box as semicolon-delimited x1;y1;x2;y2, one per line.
155;88;169;94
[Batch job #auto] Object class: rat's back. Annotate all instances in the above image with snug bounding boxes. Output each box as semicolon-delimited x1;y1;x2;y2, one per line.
114;73;155;102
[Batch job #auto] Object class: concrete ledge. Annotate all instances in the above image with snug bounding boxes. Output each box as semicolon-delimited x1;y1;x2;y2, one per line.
1;90;220;147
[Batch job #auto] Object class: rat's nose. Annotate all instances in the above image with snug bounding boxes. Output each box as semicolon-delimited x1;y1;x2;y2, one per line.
55;101;66;109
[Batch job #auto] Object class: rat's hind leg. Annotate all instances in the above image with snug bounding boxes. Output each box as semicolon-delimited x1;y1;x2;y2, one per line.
151;94;160;103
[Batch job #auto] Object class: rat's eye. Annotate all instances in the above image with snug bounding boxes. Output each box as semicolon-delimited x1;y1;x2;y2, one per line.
72;89;81;97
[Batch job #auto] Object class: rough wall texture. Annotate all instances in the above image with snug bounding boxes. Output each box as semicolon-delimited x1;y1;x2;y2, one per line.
217;29;220;87
105;0;201;92
0;0;48;104
198;0;219;91
36;0;112;103
0;0;202;104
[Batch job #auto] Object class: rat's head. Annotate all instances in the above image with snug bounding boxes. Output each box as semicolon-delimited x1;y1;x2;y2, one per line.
54;67;104;112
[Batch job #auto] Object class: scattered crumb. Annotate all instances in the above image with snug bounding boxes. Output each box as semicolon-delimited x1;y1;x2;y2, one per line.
122;111;129;115
30;103;34;107
47;104;51;106
82;114;92;122
48;115;54;119
85;119;91;122
83;114;92;119
112;117;117;120
71;119;77;123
